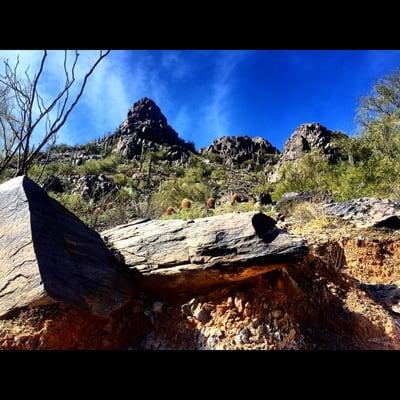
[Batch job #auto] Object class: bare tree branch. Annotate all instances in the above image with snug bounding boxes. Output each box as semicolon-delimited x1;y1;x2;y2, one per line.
0;49;110;177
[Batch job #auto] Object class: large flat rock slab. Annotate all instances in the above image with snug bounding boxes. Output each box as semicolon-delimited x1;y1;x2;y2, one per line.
0;176;134;318
102;212;308;292
324;198;400;229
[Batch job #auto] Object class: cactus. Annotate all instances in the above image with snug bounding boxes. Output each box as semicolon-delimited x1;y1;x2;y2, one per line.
181;198;192;209
93;207;102;217
206;197;216;209
231;193;240;205
166;206;174;215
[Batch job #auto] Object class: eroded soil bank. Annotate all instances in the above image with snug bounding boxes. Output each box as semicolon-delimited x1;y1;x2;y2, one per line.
2;228;400;350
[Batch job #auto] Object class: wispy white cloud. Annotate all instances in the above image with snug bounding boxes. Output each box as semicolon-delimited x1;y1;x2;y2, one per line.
0;50;249;150
160;51;192;80
0;50;130;144
204;50;248;142
0;50;178;145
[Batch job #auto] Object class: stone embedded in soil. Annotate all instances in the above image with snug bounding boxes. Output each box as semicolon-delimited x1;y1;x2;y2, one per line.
193;303;215;323
102;211;308;293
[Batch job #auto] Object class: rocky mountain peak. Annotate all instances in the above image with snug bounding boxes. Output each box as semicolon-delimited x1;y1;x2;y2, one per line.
102;98;195;163
268;122;347;183
126;97;167;126
201;135;280;167
282;122;346;162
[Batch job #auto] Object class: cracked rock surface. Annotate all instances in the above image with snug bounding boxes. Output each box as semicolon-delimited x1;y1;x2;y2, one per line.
0;176;134;319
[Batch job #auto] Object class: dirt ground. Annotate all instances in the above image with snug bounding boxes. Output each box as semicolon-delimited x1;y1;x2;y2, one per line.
2;225;400;350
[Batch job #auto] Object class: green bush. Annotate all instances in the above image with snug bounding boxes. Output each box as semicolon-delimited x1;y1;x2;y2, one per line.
79;154;123;176
152;166;215;213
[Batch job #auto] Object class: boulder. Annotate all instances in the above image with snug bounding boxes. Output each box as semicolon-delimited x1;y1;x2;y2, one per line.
42;175;64;193
73;174;117;200
324;198;400;229
0;176;134;319
258;192;273;205
275;191;334;216
102;212;308;293
202;135;279;167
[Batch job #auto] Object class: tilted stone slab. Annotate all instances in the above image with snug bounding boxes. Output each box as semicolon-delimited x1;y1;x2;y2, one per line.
102;212;308;292
0;176;134;318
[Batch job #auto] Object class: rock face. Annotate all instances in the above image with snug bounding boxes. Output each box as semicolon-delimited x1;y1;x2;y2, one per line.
72;174;117;200
281;123;345;163
324;198;400;229
275;191;334;216
102;97;195;164
0;176;134;319
102;212;308;293
201;136;279;168
269;123;346;182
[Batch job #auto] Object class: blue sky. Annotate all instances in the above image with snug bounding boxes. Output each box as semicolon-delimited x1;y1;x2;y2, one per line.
1;50;400;151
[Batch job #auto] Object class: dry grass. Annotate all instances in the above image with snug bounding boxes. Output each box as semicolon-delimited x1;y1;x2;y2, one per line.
290;202;332;234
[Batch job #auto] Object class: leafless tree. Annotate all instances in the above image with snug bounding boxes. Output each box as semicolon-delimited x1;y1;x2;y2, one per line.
0;50;110;177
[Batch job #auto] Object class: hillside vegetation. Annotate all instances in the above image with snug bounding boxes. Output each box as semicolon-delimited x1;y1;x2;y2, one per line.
1;69;400;231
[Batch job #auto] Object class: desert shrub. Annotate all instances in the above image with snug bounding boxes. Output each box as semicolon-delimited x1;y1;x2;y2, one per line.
116;161;138;175
161;202;209;220
112;173;128;187
152;147;169;161
50;143;74;153
206;152;223;163
272;70;400;202
81;141;104;155
0;166;16;183
272;150;333;200
79;154;123;176
28;161;78;182
152;165;215;213
252;181;274;197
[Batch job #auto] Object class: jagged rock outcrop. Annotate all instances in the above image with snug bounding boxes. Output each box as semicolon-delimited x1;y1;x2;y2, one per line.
201;136;280;168
280;123;346;163
101;97;195;164
0;176;134;319
72;174;117;200
324;198;400;228
102;212;308;293
269;123;346;182
275;191;335;216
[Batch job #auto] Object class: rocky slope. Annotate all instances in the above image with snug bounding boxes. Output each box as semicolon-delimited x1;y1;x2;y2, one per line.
269;122;347;182
4;97;400;350
280;122;346;162
2;177;400;350
201;136;279;169
101;97;195;164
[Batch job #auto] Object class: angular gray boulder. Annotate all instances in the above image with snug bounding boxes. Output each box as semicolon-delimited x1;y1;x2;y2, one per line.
102;212;308;293
0;176;134;319
324;198;400;228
